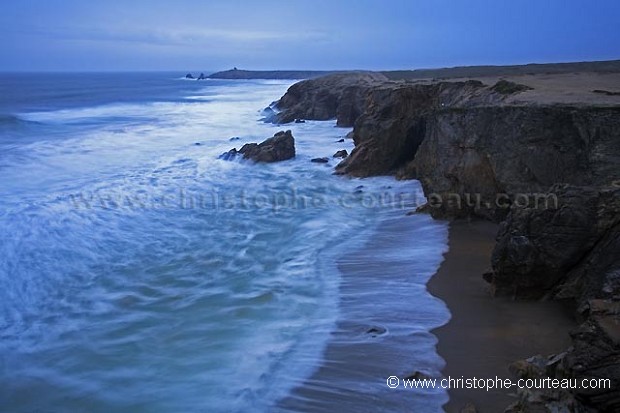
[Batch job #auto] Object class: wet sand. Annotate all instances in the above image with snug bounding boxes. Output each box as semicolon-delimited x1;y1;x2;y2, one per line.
428;220;576;412
278;210;450;412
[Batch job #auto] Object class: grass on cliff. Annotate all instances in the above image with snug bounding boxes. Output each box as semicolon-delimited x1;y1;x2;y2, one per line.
491;80;534;95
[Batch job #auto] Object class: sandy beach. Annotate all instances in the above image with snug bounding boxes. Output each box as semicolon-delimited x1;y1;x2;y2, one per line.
428;220;577;412
278;205;450;412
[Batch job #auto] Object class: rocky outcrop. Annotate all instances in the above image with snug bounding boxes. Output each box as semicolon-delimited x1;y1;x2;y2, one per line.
506;305;620;413
220;130;295;163
335;80;501;179
564;304;620;412
274;72;389;125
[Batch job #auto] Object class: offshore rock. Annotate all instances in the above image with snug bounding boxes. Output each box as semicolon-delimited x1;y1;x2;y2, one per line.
221;130;295;163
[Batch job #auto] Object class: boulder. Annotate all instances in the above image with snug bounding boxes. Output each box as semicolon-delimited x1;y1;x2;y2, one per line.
237;130;295;163
333;150;348;158
185;73;194;79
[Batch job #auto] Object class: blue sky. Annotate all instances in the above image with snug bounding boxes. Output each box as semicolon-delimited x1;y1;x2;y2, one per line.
1;0;619;71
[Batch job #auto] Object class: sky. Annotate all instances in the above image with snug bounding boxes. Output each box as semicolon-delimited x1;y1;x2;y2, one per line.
0;0;619;72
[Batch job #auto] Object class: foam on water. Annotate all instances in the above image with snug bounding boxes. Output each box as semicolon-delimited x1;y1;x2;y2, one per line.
0;76;448;412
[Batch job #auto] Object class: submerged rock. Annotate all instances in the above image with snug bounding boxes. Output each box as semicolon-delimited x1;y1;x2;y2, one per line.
365;325;387;337
310;157;329;164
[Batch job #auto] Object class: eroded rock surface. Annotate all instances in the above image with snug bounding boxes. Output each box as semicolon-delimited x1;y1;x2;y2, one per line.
274;72;388;125
220;130;295;163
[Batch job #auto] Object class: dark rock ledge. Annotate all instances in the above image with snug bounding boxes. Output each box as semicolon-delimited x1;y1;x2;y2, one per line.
270;72;620;412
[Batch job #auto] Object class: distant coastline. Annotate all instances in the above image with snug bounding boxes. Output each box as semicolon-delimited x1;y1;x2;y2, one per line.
205;59;620;80
206;69;339;80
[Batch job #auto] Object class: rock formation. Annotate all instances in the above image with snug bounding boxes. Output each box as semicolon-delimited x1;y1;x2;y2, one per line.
220;130;295;163
310;157;329;163
274;72;389;125
490;185;620;299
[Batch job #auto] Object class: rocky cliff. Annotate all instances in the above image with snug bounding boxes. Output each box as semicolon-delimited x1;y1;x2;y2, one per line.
273;72;620;412
274;72;388;125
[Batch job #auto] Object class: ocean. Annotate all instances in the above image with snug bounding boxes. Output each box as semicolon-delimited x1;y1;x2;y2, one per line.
0;72;449;412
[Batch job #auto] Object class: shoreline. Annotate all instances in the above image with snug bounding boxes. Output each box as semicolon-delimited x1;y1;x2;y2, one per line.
278;197;450;412
428;220;576;412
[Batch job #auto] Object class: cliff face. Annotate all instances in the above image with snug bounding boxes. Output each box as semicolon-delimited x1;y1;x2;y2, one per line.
409;106;620;220
273;73;620;411
335;80;497;177
274;72;388;125
490;185;620;299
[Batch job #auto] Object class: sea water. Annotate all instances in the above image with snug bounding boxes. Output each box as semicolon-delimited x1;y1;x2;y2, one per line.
0;73;449;412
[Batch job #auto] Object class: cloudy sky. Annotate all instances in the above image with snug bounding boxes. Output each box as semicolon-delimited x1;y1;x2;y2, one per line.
1;0;619;71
